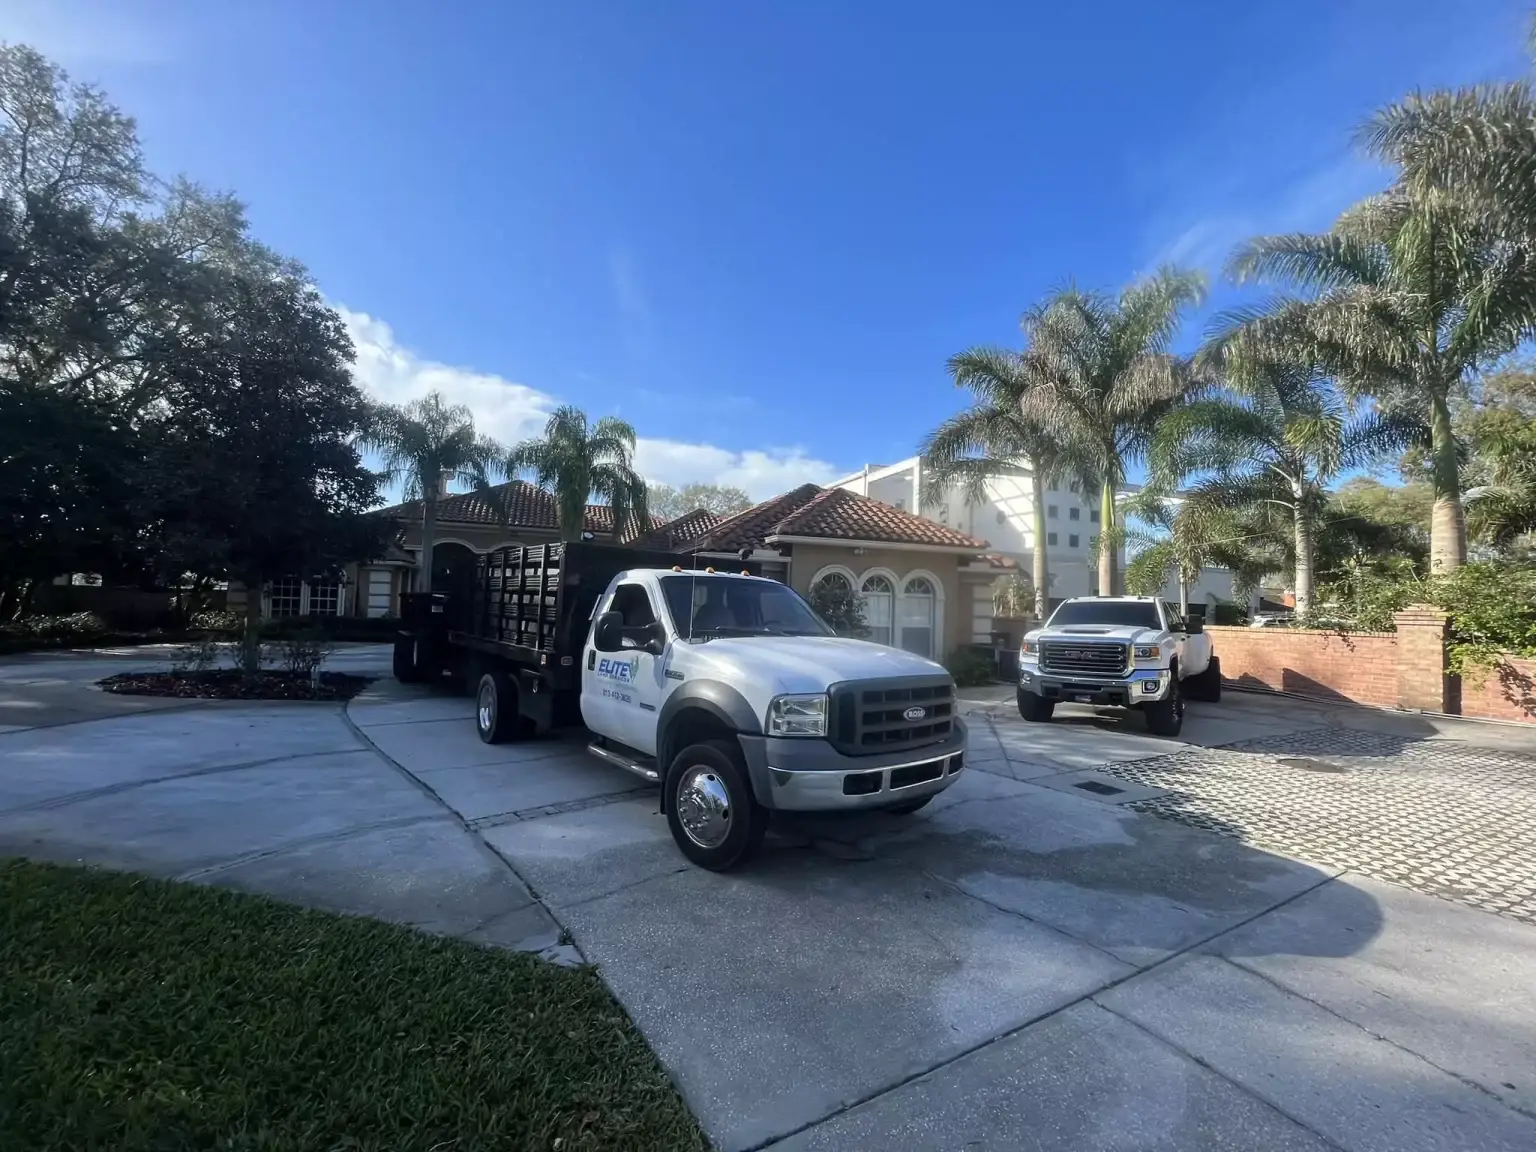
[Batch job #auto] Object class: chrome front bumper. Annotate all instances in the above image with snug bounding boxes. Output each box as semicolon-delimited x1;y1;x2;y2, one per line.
738;720;967;812
1019;663;1172;704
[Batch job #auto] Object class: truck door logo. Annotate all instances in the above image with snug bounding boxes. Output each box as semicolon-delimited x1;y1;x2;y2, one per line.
596;656;638;683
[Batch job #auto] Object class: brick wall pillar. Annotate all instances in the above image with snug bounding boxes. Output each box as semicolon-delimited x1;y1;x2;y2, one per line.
1393;605;1453;713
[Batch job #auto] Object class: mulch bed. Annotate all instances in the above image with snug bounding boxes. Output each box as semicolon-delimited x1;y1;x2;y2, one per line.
98;670;373;701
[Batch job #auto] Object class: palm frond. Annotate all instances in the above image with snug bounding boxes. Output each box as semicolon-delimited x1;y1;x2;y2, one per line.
1227;231;1387;294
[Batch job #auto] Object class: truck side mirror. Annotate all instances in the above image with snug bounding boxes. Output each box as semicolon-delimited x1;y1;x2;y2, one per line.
1185;618;1204;635
593;611;624;652
642;622;667;656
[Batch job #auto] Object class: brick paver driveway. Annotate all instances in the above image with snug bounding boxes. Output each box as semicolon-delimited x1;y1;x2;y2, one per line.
974;687;1536;924
1104;729;1536;923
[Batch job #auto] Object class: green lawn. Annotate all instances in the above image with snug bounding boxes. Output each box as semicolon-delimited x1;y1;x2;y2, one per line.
0;859;707;1151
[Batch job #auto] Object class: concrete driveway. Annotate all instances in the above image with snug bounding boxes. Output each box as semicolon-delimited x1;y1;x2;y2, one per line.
2;648;1534;1151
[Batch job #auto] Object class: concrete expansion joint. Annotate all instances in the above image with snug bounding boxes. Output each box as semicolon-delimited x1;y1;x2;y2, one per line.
0;746;373;817
1219;953;1536;1124
1088;998;1353;1152
741;868;1345;1152
174;813;447;881
340;705;589;964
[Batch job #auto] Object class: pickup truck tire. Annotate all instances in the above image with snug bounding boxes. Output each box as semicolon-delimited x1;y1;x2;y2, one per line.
392;636;425;683
1017;689;1055;722
476;670;531;744
1184;655;1222;703
1143;673;1185;737
665;740;767;871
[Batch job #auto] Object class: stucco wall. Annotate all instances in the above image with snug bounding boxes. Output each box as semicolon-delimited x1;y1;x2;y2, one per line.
788;542;966;660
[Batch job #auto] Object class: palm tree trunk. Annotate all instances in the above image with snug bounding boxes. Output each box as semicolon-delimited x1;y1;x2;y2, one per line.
1428;390;1467;572
559;492;585;543
1293;504;1315;620
419;496;438;593
1098;480;1117;596
1031;479;1049;620
1178;570;1190;617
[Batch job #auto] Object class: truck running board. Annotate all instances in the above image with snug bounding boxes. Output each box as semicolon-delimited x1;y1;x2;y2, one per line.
587;742;660;782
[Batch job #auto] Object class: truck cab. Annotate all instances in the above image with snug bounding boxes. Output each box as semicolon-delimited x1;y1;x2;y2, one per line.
1015;596;1221;737
574;567;966;869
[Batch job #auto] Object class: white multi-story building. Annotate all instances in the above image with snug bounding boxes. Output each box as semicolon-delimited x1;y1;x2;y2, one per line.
830;456;1241;625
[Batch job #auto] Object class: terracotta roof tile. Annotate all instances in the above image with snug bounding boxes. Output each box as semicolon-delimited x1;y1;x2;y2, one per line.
629;508;724;550
694;484;988;552
377;480;659;535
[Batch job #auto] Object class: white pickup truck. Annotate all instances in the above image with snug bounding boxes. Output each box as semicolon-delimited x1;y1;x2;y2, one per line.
1016;596;1221;737
394;542;966;870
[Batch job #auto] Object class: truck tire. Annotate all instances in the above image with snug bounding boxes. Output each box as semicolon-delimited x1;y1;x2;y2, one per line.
1143;672;1185;737
475;670;531;744
885;795;933;815
393;636;424;683
1017;689;1055;722
665;739;768;871
1185;655;1222;703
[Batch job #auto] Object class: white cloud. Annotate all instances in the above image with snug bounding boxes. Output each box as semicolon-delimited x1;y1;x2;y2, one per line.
633;440;841;495
343;308;556;446
338;305;841;501
1146;154;1391;276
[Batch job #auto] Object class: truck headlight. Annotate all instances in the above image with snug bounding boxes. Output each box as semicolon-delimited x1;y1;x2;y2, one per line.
1020;640;1039;657
767;693;827;737
1134;645;1160;659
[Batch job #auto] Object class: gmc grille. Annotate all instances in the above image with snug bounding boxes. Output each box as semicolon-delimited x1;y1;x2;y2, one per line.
830;676;955;755
1040;641;1128;677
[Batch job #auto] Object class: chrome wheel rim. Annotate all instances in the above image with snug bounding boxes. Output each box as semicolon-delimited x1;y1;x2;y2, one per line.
477;681;494;733
676;766;733;849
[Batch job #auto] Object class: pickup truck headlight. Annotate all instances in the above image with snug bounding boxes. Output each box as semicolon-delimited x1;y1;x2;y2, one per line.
1134;645;1160;659
767;693;828;737
1020;640;1039;657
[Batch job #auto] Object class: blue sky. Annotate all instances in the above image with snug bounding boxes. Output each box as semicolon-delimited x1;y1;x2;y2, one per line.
6;0;1532;497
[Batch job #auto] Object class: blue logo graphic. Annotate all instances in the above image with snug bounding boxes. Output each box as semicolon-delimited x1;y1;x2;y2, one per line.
596;657;638;683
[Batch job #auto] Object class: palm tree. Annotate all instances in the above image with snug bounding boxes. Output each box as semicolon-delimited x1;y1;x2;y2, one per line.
920;347;1095;620
1016;267;1208;596
1121;490;1276;616
1150;353;1419;616
1223;193;1536;572
505;406;648;542
362;390;502;593
1358;17;1536;247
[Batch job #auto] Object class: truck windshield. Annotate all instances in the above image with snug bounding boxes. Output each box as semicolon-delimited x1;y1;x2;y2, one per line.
658;575;833;639
1048;601;1161;629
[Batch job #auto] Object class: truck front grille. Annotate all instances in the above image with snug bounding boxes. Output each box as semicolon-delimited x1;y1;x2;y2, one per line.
829;676;954;755
1039;641;1128;677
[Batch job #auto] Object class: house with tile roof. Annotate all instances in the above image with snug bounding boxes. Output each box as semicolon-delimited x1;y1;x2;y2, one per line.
646;483;998;661
232;478;999;661
228;479;660;624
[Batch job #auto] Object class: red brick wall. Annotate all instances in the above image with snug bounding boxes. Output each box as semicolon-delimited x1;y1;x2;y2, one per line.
1459;657;1536;723
1206;626;1401;708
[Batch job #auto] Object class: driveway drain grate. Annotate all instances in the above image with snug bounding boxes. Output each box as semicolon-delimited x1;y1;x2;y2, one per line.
1277;757;1348;774
1073;780;1126;796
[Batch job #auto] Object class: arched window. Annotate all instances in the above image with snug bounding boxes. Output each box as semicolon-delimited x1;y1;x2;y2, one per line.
860;572;895;646
810;568;854;596
898;574;938;658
